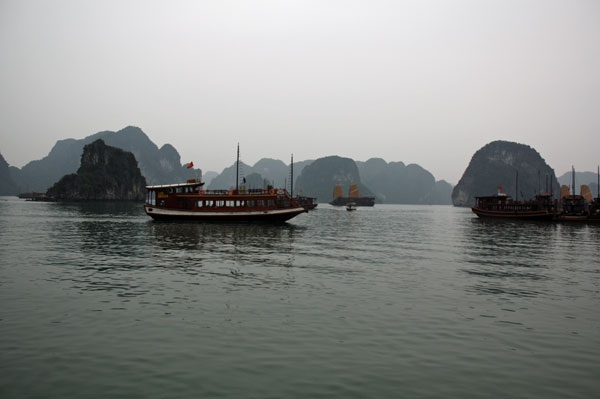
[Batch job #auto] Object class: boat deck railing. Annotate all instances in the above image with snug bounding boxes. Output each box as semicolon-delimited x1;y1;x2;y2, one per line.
192;188;290;196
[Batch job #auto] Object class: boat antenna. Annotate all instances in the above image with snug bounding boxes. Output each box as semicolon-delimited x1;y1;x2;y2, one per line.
290;154;294;196
597;165;599;198
236;143;239;192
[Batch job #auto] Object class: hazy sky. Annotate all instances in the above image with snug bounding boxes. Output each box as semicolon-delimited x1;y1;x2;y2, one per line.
1;0;598;183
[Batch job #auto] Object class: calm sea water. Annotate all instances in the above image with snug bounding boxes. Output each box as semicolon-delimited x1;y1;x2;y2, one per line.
1;197;599;398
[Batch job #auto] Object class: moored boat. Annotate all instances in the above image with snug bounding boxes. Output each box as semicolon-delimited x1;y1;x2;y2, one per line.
471;187;554;221
556;167;590;222
589;166;600;223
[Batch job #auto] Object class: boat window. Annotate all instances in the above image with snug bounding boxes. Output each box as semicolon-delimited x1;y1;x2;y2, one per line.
147;190;156;205
196;201;203;208
247;200;255;207
226;200;235;207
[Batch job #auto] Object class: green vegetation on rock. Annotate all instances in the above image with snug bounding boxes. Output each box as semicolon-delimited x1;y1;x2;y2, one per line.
452;140;559;207
46;139;146;201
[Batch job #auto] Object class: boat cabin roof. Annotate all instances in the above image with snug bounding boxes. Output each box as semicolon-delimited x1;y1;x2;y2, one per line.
475;194;510;201
146;181;205;190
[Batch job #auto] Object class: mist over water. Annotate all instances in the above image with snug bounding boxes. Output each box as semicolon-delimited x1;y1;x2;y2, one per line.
1;198;598;398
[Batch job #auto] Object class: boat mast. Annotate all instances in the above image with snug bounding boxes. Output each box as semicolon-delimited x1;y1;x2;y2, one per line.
290;154;294;196
236;143;239;192
515;170;518;201
571;165;575;195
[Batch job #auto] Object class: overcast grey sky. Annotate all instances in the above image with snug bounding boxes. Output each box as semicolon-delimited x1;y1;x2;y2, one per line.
1;0;598;183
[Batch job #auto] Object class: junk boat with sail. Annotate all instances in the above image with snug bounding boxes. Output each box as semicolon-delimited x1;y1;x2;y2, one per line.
329;183;375;207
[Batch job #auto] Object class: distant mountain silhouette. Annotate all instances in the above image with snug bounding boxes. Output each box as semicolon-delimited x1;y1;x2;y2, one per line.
10;126;197;192
205;154;453;204
9;125;455;203
557;170;599;196
295;156;375;203
202;171;219;186
452;140;558;206
206;161;254;190
206;157;312;191
46;139;146;201
0;152;19;195
357;158;452;204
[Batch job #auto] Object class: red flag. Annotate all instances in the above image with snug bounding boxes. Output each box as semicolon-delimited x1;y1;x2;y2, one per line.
187;161;194;169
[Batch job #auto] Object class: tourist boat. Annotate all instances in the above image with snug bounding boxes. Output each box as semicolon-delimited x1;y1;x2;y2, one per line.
471;187;555;221
295;195;318;211
589;197;600;223
589;166;600;223
143;146;306;222
329;183;375;206
144;181;306;222
346;202;357;211
556;167;589;222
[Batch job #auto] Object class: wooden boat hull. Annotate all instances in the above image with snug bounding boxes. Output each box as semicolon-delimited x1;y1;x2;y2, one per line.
556;214;589;222
144;205;306;223
471;207;554;221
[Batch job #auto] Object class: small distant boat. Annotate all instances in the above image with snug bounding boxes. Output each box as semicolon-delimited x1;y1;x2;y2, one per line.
143;146;306;223
18;191;53;201
346;202;357;211
330;183;375;207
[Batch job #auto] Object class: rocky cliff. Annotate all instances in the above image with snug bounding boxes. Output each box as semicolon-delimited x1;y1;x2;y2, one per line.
295;156;375;203
357;158;453;205
206;157;313;191
46;139;146;201
11;126;197;192
0;152;19;195
452;141;558;206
